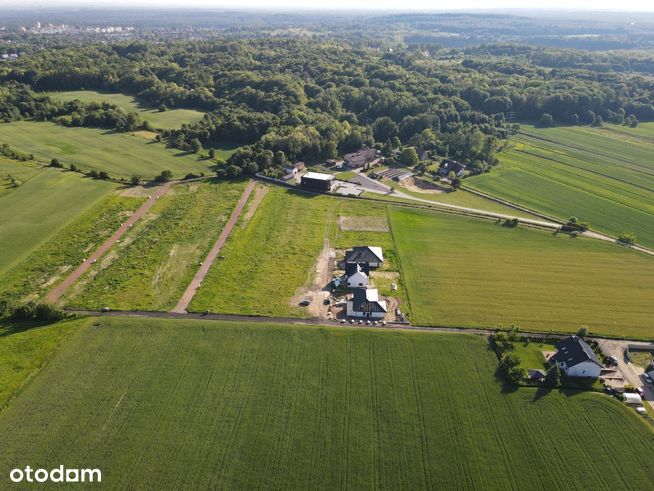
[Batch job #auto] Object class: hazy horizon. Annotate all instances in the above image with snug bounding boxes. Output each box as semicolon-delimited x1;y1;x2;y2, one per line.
4;1;654;14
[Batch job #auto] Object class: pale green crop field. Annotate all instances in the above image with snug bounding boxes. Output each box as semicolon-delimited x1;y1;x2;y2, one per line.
0;159;115;275
390;206;654;339
467;124;654;248
0;316;652;489
0;121;224;179
45;90;206;129
0;193;144;303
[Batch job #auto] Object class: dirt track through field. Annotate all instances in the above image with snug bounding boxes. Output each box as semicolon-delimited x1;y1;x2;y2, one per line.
46;181;173;304
172;179;256;313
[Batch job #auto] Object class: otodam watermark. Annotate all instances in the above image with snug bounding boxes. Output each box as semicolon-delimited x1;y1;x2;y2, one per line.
9;466;101;484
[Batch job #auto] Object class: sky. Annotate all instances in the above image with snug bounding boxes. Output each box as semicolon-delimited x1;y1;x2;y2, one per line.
5;1;654;12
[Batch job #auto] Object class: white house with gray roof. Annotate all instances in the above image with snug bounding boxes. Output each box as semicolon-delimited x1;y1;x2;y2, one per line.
552;336;602;378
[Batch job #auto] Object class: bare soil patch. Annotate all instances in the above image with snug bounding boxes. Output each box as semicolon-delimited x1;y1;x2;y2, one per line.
290;239;335;318
338;215;389;232
120;186;153;198
401;176;448;195
242;184;269;224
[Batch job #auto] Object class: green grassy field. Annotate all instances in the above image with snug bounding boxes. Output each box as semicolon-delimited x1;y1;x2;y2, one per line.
0;121;228;179
513;341;557;370
0;320;79;410
0;193;144;303
191;188;400;316
0;159;115;274
45;90;206;130
466;124;654;248
390;207;654;339
64;180;247;311
0;316;652;489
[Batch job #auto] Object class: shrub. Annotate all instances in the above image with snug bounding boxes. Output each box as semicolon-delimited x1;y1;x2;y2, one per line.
155;169;173;182
6;301;67;323
540;113;554;127
617;232;636;245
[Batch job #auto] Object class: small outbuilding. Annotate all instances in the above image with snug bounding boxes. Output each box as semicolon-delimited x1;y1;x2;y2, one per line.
527;369;547;381
624;392;643;406
301;172;335;192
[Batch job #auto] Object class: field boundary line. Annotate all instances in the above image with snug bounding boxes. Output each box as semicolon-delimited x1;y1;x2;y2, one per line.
172;179;256;313
64;308;654;343
45;181;174;303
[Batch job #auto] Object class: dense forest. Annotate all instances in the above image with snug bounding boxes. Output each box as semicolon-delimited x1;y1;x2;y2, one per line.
2;33;654;177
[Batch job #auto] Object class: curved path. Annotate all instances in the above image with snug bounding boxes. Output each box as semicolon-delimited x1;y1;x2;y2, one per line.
46;181;173;304
351;172;561;229
172;180;256;313
346;173;654;256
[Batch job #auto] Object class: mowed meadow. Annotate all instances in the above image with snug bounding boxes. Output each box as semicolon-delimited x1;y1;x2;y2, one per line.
390;207;654;338
0;159;115;274
0;317;652;490
45;90;206;130
467;124;654;248
0;121;222;179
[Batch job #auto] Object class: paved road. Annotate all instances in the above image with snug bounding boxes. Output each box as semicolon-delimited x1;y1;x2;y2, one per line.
172;180;256;313
46;181;173;303
597;339;654;410
349;174;390;194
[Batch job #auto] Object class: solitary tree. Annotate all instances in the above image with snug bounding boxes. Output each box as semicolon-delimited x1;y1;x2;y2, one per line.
577;326;589;337
208;148;216;159
546;364;561;386
130;175;141;186
190;138;203;154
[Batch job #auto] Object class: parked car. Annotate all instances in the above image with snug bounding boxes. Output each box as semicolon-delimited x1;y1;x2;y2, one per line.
636;406;647;415
604;387;616;395
299;299;311;307
607;355;619;365
635;387;645;397
643;374;653;384
101;306;110;312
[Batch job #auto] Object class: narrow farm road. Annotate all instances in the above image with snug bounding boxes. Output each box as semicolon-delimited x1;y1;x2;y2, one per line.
46;181;173;304
582;230;654;257
172;179;256;313
349;172;562;229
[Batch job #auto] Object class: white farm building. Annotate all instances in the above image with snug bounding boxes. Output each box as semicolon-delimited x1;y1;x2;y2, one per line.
552;336;602;379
